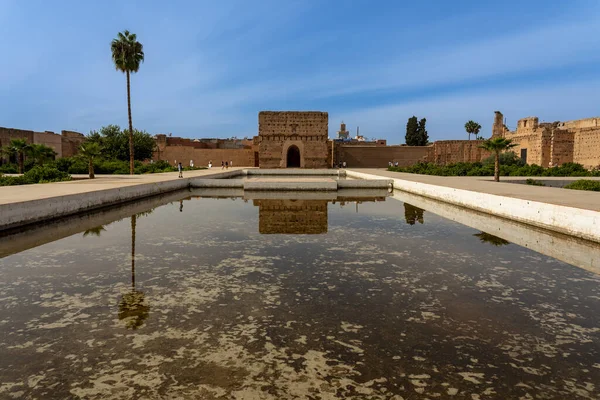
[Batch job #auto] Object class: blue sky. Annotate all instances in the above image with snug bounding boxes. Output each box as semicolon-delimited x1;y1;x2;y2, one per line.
1;0;599;143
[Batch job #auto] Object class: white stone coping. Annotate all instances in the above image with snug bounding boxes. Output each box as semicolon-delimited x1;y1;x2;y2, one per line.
348;170;600;243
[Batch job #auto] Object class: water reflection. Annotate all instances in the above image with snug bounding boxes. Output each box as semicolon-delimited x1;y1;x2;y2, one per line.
254;196;387;234
82;225;106;237
473;231;511;246
117;214;149;330
1;190;600;399
403;202;425;225
255;199;328;234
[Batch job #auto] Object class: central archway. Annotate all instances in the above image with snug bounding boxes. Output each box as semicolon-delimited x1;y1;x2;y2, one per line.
286;145;301;168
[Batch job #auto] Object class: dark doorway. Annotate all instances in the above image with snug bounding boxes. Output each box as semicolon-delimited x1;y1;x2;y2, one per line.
254;152;259;167
287;146;301;168
520;148;528;164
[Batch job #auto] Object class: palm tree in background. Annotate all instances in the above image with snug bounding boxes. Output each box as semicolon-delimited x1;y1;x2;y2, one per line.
7;139;30;174
465;120;482;141
479;138;517;182
79;142;103;179
29;144;57;165
111;30;145;175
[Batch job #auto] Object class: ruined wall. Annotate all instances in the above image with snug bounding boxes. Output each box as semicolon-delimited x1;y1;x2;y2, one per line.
60;131;85;158
34;132;63;158
549;130;574;166
0;127;84;159
496;112;600;168
335;145;429;167
153;146;255;167
427;141;492;165
258;111;329;168
573;128;600;169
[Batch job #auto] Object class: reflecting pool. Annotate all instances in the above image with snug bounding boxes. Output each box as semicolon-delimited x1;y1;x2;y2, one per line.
1;189;599;399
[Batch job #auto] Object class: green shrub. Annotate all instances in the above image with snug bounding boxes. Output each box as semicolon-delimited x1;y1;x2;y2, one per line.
24;165;71;183
564;180;600;191
388;160;598;178
525;178;545;186
0;175;30;186
0;163;18;174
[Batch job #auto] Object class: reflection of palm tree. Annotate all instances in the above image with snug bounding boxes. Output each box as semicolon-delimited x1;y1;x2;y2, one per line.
118;214;149;329
404;203;425;225
83;225;106;237
473;232;510;246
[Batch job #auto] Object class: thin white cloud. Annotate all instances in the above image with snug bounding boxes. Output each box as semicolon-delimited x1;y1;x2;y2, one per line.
332;79;600;143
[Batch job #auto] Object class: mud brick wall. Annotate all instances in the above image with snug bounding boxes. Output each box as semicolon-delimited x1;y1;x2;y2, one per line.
258;111;329;168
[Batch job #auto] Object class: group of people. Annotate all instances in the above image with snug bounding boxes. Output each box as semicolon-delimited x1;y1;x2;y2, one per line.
388;161;399;167
337;161;347;168
221;160;233;169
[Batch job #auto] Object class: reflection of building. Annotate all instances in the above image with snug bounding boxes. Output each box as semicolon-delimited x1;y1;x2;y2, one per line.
254;199;328;234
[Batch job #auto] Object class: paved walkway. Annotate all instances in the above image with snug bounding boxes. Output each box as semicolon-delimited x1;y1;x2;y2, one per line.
0;168;243;205
354;169;600;211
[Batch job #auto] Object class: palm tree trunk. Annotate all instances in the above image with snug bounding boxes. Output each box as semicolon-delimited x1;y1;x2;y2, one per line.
127;71;134;175
131;214;136;290
89;158;95;179
18;152;24;174
494;151;500;182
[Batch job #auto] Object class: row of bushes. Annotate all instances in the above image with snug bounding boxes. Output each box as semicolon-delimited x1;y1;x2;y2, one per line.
388;161;600;177
0;159;207;176
0;165;71;186
564;180;600;191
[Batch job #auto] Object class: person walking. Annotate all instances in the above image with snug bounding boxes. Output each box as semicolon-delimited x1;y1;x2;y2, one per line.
225;161;229;169
208;160;212;168
178;162;183;178
221;161;225;170
230;160;233;168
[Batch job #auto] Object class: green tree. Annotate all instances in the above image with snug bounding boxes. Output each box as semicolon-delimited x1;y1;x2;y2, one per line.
479;138;517;182
6;139;30;174
464;120;482;141
88;125;155;162
79;142;103;179
405;116;419;146
416;118;428;146
111;30;145;175
28;144;57;165
406;116;428;146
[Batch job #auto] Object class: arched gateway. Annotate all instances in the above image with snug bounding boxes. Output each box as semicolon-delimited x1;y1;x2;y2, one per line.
257;111;329;168
286;145;301;168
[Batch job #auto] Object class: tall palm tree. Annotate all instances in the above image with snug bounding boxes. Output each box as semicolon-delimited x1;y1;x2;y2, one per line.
479;138;517;182
465;120;482;141
111;30;145;175
8;139;30;174
79;142;103;179
28;144;57;165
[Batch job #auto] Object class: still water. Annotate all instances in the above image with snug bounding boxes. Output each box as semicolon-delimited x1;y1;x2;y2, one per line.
1;189;599;399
